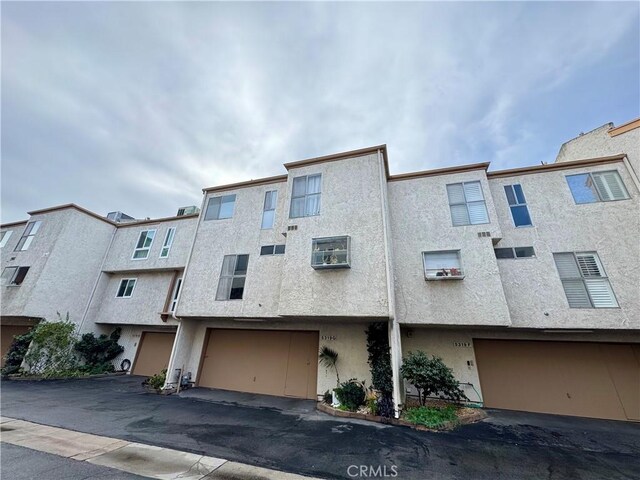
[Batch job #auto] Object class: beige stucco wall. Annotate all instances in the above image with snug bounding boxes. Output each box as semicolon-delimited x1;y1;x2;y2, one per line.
387;169;511;327
169;318;373;398
102;217;197;272
488;161;640;329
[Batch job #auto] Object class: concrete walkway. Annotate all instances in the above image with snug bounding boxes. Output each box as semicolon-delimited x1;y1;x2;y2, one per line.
0;416;322;480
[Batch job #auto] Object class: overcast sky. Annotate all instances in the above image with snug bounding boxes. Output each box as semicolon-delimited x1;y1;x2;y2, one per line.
2;2;638;223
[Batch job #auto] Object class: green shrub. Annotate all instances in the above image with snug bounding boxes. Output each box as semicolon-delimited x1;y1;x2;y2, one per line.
323;390;332;404
403;405;458;428
335;379;365;411
23;314;80;377
376;393;395;418
365;323;393;395
366;396;378;415
145;369;167;392
75;327;124;374
1;330;35;376
400;351;467;405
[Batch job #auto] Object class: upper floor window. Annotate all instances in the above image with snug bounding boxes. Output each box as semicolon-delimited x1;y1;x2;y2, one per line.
290;174;321;218
446;182;489;226
1;266;30;286
116;278;137;298
495;246;535;259
216;254;249;300
132;229;156;260
311;236;350;269
169;278;182;313
566;171;629;204
261;191;278;229
15;221;42;251
205;194;236;221
423;250;464;280
260;244;286;255
159;227;176;258
553;252;617;308
504;184;532;227
0;230;13;248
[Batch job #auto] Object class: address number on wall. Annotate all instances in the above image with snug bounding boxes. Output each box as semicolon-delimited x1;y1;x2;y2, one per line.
453;342;471;347
321;335;337;341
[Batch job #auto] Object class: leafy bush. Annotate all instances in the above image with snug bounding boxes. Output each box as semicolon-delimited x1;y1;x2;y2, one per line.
335;379;366;411
376;394;395;419
366;396;378;415
365;322;393;395
1;330;35;376
144;369;167;392
403;405;458;428
400;351;467;405
323;390;332;404
75;327;124;374
24;314;80;377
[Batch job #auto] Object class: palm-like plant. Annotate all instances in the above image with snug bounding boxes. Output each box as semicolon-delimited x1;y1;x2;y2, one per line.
319;346;340;386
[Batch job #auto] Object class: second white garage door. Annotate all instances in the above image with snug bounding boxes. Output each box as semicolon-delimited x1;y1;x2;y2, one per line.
198;329;319;400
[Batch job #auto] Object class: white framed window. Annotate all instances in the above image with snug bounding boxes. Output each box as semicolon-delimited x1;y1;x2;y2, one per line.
15;221;42;251
504;184;532;227
261;190;278;229
553;252;618;308
116;278;137;298
1;266;30;286
494;246;535;259
204;194;236;221
216;254;249;300
169;278;182;313
0;230;13;248
260;245;286;255
423;250;464;280
446;182;489;226
132;229;156;260
290;174;322;218
159;227;176;258
566;171;629;204
311;236;350;269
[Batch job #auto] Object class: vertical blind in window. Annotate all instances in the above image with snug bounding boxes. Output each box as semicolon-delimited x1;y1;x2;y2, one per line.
566;171;629;204
553;252;617;308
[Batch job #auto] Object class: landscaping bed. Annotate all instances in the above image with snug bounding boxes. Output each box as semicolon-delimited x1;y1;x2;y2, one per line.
3;371;128;381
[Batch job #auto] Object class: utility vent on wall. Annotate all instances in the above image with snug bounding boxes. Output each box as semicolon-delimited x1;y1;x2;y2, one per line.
477;231;491;238
287;225;298;231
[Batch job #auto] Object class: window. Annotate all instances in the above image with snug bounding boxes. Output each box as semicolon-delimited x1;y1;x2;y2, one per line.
261;191;277;229
311;236;350;269
566;171;629;204
1;266;30;286
422;251;464;280
447;182;489;226
553;252;618;308
159;227;176;258
504;184;532;227
15;221;42;251
205;194;236;220
494;246;535;259
290;174;322;218
216;254;249;300
0;230;13;248
260;244;286;255
132;230;156;259
116;278;137;298
169;278;182;313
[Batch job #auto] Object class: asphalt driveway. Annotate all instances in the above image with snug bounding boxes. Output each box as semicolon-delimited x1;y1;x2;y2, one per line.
2;375;639;479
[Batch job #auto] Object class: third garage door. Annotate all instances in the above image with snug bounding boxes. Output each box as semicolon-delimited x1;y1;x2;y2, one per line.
474;339;640;421
198;329;319;400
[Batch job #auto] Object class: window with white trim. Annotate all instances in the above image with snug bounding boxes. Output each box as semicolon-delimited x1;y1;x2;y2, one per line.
553;252;618;308
446;182;489;226
15;221;42;251
132;230;156;259
216;254;249;300
261;191;277;229
290;174;321;218
169;278;182;313
116;278;137;298
495;246;535;259
204;194;236;220
0;230;13;248
422;250;464;280
504;184;532;227
159;227;176;258
1;266;30;286
566;171;629;204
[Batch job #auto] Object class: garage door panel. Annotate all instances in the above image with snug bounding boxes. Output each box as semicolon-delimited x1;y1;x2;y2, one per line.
474;339;639;421
132;332;176;377
199;329;319;400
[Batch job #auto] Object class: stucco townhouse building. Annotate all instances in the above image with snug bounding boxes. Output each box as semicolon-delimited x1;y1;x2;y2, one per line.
1;119;639;422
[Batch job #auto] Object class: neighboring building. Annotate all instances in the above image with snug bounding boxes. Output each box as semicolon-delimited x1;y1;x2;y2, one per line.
2;124;638;422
